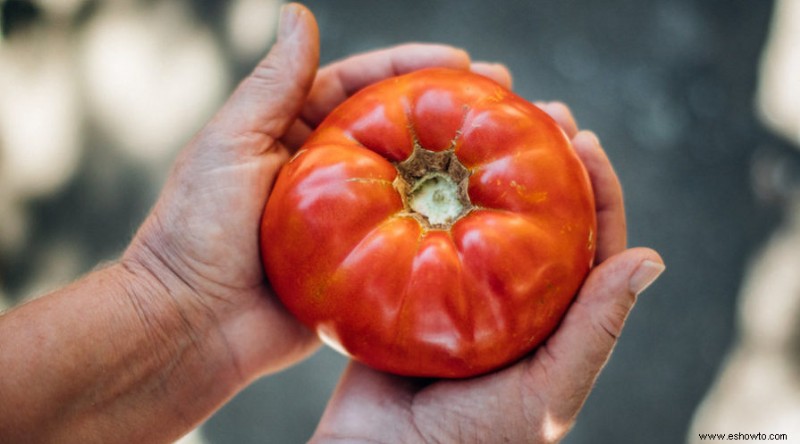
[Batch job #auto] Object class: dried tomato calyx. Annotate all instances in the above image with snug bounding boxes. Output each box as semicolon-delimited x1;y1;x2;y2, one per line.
393;145;472;229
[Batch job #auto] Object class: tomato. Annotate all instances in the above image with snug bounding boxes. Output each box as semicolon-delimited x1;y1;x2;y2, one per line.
261;68;596;378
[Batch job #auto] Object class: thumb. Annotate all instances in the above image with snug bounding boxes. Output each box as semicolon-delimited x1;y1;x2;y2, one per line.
210;3;320;145
535;247;665;404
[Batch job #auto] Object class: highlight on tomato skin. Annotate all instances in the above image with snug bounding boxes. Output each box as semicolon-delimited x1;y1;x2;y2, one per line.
261;67;596;378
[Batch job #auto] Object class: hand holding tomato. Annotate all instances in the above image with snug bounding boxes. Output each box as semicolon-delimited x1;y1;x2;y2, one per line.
125;2;663;442
0;3;662;443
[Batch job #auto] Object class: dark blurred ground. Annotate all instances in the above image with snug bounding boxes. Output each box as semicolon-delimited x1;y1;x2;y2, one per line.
1;1;795;443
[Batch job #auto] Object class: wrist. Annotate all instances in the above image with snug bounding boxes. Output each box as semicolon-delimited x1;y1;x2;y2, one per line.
116;244;248;391
0;259;246;442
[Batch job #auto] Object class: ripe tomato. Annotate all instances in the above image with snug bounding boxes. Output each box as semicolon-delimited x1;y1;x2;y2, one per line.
261;68;596;378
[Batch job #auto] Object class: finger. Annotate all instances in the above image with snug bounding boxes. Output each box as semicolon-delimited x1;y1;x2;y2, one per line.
470;62;513;89
572;131;626;262
528;248;664;411
282;118;313;151
208;3;319;149
537;101;579;138
301;43;471;125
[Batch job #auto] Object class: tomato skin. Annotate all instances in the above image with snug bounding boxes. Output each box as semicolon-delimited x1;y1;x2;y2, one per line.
261;68;596;378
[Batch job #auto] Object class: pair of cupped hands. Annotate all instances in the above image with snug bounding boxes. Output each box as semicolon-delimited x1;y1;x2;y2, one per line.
125;4;663;443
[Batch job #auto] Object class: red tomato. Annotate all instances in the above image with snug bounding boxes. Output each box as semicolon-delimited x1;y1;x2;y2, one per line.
261;68;596;378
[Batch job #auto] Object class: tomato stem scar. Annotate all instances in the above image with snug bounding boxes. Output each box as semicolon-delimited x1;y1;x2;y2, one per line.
393;145;472;229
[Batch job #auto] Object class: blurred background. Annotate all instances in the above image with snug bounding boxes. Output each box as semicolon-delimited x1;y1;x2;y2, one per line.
2;0;799;443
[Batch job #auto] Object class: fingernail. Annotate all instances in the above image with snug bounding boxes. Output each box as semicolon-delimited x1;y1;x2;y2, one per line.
629;260;665;296
279;3;301;40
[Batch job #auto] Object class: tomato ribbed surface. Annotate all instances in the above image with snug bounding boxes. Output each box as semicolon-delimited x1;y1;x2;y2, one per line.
262;68;596;378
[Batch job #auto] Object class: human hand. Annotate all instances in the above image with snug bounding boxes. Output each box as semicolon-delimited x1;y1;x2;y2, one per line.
309;104;665;443
122;3;514;385
0;4;658;443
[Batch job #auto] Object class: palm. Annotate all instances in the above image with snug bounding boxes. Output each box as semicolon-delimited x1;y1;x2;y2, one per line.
316;362;566;443
152;139;286;292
